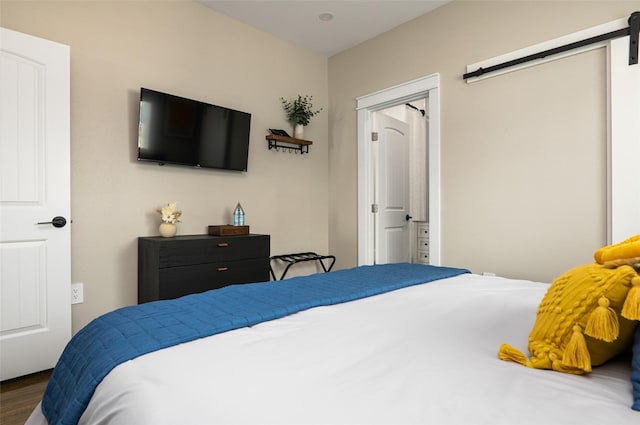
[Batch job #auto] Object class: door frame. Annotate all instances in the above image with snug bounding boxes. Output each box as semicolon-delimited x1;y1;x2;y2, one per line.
356;73;441;266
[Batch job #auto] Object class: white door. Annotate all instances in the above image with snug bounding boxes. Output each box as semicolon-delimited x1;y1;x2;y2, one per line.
375;113;411;264
0;28;71;380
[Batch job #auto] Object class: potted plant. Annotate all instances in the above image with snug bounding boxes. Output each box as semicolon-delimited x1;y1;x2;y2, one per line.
280;95;322;139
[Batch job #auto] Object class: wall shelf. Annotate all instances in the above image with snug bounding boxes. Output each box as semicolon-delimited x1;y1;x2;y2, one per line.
266;134;313;154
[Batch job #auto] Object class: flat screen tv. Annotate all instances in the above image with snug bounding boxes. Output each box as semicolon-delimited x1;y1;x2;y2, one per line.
137;88;251;171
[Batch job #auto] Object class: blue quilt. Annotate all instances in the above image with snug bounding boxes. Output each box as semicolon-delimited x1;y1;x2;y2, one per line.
41;263;469;425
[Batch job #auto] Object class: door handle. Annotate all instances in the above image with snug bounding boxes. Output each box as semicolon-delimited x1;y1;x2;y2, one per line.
37;216;67;228
405;214;413;221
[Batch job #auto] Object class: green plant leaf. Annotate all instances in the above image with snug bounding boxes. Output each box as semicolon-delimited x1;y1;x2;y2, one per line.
280;95;323;126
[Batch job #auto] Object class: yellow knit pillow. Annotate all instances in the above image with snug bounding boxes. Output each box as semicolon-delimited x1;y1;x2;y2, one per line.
499;263;640;375
594;234;640;268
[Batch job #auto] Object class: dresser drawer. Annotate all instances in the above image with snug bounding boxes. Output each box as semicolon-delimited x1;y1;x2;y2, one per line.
416;222;429;238
416;250;430;264
158;235;269;268
417;237;429;251
157;258;270;300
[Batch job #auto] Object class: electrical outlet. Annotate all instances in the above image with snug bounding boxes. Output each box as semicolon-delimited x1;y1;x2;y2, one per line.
71;283;84;304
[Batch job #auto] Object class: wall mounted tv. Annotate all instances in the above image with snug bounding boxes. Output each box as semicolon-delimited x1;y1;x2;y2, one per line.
137;88;251;171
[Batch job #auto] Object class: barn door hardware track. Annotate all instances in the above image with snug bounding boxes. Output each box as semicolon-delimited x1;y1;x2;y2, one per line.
464;11;639;80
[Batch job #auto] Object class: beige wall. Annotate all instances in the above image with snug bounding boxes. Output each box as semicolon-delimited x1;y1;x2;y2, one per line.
2;1;329;332
3;0;640;332
328;0;640;282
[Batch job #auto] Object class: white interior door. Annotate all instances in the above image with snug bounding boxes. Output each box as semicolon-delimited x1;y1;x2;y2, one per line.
0;27;71;380
375;113;411;264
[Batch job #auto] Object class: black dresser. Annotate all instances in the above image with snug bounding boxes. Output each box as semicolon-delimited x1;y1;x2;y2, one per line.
138;234;270;303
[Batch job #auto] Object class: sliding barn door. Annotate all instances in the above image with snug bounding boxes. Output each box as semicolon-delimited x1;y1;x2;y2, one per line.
609;36;640;242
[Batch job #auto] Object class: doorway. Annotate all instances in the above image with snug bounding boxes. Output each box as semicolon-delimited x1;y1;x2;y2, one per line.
356;73;440;266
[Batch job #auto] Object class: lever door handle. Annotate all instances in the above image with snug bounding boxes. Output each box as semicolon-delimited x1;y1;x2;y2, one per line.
37;216;67;228
405;214;413;221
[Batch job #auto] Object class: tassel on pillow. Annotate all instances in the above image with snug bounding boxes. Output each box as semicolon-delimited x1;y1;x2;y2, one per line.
563;325;592;372
622;276;640;320
498;343;532;367
585;297;619;342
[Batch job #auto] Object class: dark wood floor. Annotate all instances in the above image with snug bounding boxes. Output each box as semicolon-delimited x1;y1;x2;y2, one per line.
0;370;51;425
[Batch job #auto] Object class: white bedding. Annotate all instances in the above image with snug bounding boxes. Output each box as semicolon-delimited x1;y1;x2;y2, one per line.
28;273;638;424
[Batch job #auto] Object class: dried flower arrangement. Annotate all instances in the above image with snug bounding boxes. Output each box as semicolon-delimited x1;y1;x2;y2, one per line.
156;202;182;224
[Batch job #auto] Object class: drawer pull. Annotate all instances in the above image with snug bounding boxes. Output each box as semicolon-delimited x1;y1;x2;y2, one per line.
217;243;229;247
217;267;229;272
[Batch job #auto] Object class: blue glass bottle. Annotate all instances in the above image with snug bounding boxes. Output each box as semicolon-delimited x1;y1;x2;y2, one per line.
233;202;245;226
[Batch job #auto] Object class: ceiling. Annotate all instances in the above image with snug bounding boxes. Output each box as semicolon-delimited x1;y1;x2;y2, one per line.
197;1;450;57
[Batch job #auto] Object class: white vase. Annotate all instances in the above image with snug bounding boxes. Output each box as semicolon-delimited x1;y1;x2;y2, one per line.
294;123;304;139
159;222;177;238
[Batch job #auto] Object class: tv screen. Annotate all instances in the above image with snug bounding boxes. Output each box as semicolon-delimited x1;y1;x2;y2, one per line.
137;88;251;171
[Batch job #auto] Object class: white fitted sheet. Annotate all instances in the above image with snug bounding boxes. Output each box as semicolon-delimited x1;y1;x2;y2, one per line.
28;273;638;424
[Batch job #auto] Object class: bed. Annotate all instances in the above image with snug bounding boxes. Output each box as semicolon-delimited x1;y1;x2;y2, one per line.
26;262;640;425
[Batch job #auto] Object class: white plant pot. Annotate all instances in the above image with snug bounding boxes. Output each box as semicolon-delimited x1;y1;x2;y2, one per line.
294;124;304;139
159;222;177;238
